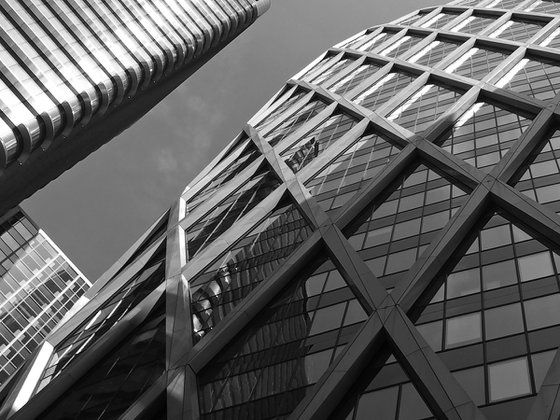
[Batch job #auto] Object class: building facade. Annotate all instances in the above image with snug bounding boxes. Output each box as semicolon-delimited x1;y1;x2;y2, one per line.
0;208;90;390
8;0;560;418
0;0;270;215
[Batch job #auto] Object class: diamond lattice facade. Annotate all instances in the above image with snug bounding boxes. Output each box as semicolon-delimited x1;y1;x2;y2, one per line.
9;0;560;418
0;208;90;390
0;0;270;216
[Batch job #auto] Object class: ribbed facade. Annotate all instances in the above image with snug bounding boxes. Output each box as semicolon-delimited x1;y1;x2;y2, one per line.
0;208;90;389
10;0;560;419
0;0;270;216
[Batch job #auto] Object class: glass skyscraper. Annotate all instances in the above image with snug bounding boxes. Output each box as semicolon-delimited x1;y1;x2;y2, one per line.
8;0;560;418
0;0;270;216
0;208;90;389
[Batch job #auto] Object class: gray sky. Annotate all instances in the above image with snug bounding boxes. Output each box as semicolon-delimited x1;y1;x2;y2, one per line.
23;0;438;280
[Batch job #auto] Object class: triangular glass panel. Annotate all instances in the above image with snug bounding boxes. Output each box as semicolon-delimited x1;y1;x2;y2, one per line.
186;141;260;216
447;47;509;80
497;57;560;101
255;89;308;132
265;98;329;147
190;197;313;342
281;112;358;173
305;129;402;214
411;40;461;68
353;71;417;112
438;101;532;172
541;28;560;49
380;35;424;59
421;12;460;30
492;19;544;43
331;63;381;96
40;301;166;419
516;129;560;212
411;211;560;413
452;15;497;35
33;248;166;395
185;163;281;260
388;83;463;134
344;164;468;290
333;351;436;420
530;0;560;14
197;257;368;419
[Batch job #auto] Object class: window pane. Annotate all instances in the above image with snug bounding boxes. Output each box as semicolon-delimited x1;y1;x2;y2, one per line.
482;259;517;290
355;386;398;420
518;252;554;282
524;294;560;330
532;350;556;391
398;383;432;420
417;321;443;351
447;268;480;299
488;357;531;402
484;303;524;340
446;312;481;348
453;366;485;406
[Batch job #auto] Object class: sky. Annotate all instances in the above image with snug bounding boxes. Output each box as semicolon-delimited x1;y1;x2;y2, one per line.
23;0;438;280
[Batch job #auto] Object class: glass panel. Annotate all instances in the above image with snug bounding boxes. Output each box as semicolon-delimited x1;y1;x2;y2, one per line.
412;40;462;68
445;312;482;348
448;47;508;80
497;58;560;101
492;20;544;42
331;64;381;96
353;72;416;112
388;84;462;134
488;357;531;402
197;258;367;419
484;303;524;340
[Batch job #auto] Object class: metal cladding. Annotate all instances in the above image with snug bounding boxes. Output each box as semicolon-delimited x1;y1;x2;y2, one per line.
11;0;560;418
0;0;270;215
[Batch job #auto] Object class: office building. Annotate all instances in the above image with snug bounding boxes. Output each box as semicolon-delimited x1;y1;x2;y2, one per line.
0;0;270;215
8;0;560;418
0;208;90;390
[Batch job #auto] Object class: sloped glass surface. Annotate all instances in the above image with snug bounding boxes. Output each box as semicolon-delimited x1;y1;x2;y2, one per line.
345;164;468;290
35;248;165;394
190;199;313;342
331;63;381;96
185;165;281;260
198;258;368;419
516;129;560;213
381;35;424;59
422;13;460;29
388;84;462;134
412;212;560;412
452;15;497;35
255;90;308;132
282;112;358;173
530;0;560;14
353;71;417;112
306;131;402;213
412;40;462;68
265;99;329;147
497;57;560;101
41;302;166;419
492;19;544;42
439;102;532;172
447;47;508;80
186;142;260;216
336;352;435;420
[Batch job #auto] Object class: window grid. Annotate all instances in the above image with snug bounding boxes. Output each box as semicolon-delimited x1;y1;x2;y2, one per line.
413;40;462;68
353;71;417;112
331;64;382;96
440;102;532;172
381;35;424;59
198;259;368;420
498;58;560;101
388;84;462;134
453;15;498;35
493;20;545;42
307;132;402;212
449;47;509;80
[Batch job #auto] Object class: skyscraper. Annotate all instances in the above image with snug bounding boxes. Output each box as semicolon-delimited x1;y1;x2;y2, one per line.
0;208;90;390
8;0;560;418
0;0;270;216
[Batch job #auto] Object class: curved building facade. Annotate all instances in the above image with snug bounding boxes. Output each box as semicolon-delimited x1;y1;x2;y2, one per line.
7;0;560;418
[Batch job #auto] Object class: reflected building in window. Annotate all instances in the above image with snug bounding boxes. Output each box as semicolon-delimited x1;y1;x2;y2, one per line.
0;208;90;389
10;0;560;418
0;0;271;216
